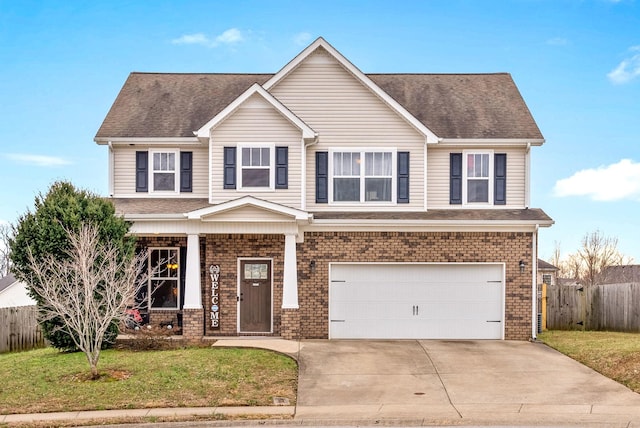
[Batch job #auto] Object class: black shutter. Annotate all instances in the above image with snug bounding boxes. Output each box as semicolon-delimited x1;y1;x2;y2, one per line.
450;153;462;205
275;146;288;189
180;151;192;192
316;151;328;203
223;147;236;189
135;151;148;192
179;246;186;310
397;152;410;203
494;153;507;205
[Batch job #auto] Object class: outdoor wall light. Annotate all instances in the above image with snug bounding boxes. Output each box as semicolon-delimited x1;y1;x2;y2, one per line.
519;260;525;273
310;260;316;273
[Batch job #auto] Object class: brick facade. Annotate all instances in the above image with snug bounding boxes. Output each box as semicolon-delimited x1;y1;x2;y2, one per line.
136;231;534;341
203;234;284;336
296;231;534;340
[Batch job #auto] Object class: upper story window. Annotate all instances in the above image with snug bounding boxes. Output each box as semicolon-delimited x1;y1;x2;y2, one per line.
152;151;178;192
450;151;506;206
223;145;288;191
330;149;395;203
464;152;492;204
542;274;552;285
136;150;192;194
240;146;272;188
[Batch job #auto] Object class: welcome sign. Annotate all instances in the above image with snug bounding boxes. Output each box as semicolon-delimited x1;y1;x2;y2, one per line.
209;264;220;328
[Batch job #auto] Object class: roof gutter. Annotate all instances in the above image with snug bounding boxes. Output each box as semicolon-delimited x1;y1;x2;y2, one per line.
437;138;545;146
95;137;201;145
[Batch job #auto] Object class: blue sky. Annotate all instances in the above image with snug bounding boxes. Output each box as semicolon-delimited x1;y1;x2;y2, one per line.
0;0;638;262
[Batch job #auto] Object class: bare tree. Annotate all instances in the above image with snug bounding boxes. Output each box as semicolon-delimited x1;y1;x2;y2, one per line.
25;224;147;379
562;253;584;281
0;223;12;277
578;230;632;286
550;241;562;270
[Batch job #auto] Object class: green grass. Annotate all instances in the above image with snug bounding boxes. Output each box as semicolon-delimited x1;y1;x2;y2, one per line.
539;330;640;393
0;347;297;415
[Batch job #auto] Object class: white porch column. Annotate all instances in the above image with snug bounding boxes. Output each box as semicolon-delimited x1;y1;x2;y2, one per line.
282;233;299;309
183;234;202;310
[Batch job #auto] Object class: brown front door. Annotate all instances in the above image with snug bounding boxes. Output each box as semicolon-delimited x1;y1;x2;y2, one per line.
239;260;272;332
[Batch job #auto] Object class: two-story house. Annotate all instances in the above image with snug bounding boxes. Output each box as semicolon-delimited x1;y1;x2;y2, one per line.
95;38;553;341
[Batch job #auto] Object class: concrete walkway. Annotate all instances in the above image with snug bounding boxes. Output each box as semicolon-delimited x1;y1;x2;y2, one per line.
5;338;640;426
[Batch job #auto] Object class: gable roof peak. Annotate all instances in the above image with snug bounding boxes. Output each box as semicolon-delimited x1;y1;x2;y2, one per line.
264;37;440;144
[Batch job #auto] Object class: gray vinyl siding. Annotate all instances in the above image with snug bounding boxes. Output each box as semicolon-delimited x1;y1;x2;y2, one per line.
210;94;303;208
426;146;527;208
113;144;208;197
269;47;425;211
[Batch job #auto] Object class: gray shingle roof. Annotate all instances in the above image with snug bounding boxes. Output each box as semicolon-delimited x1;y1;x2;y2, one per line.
537;259;559;271
111;198;210;216
96;72;543;140
0;273;17;293
111;198;551;223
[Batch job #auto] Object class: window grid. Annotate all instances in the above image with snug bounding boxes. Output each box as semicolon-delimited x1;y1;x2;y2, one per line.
240;146;272;188
149;248;179;310
150;151;178;192
331;150;394;203
464;152;492;204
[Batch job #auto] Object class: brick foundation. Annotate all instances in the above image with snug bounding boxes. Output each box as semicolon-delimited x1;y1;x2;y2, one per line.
182;308;204;340
281;308;301;340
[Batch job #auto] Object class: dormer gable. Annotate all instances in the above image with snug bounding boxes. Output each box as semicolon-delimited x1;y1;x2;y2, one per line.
195;83;317;142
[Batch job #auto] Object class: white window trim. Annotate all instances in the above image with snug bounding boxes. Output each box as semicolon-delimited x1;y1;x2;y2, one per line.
462;150;494;206
328;147;397;205
237;143;276;191
149;149;180;195
148;247;180;311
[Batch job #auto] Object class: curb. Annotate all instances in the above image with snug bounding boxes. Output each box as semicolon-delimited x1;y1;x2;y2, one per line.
0;406;295;424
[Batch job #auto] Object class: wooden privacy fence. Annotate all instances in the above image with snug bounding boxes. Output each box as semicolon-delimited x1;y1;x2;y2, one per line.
0;306;44;353
546;282;640;332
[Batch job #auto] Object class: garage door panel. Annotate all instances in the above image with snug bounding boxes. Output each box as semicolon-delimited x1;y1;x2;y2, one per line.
329;264;504;340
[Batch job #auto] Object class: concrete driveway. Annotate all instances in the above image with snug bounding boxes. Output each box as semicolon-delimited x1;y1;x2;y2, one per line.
295;340;640;426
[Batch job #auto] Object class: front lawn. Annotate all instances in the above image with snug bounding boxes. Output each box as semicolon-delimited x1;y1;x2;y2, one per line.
0;346;297;414
538;330;640;393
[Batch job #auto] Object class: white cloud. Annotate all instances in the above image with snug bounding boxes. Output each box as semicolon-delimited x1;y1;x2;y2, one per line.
293;32;312;46
607;46;640;84
553;159;640;201
546;37;569;46
171;28;245;48
6;153;72;167
171;33;209;45
215;28;243;44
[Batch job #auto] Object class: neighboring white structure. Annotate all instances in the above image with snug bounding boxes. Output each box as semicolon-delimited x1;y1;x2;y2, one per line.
0;274;36;308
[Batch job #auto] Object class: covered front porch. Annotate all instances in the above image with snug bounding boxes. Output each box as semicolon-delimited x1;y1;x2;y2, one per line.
128;196;311;340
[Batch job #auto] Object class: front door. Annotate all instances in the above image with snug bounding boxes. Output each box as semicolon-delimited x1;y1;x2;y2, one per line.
239;260;272;332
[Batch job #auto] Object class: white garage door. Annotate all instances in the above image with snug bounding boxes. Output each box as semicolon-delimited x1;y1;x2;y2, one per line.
329;263;504;339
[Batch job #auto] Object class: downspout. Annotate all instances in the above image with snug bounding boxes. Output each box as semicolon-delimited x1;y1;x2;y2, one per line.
302;132;319;211
424;138;428;211
532;224;539;340
525;142;531;208
108;141;114;197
